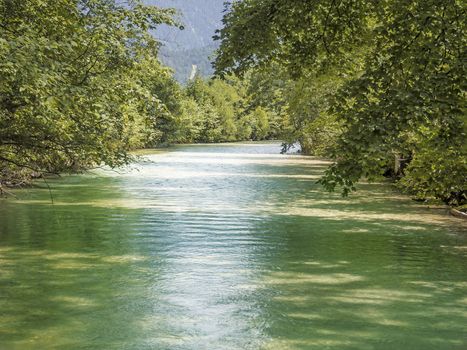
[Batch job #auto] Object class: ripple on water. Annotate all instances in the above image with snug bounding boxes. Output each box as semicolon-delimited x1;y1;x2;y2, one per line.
0;142;466;350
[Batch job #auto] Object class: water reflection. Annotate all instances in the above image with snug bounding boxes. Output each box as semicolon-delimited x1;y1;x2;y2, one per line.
0;142;466;349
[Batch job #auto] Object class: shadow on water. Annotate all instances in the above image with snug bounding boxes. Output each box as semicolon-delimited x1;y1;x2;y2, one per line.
248;214;467;350
0;142;466;349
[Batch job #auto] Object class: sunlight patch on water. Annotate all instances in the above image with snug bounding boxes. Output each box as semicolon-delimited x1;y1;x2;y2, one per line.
342;228;371;233
262;338;354;349
44;252;98;260
101;255;148;263
265;272;365;285
296;261;350;268
280;206;460;225
287;312;325;320
10;195;462;229
50;260;92;270
50;296;97;307
357;310;409;327
122;169;321;180
140;152;329;166
327;288;431;305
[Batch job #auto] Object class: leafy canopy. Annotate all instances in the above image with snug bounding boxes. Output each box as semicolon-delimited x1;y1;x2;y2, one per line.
215;0;466;204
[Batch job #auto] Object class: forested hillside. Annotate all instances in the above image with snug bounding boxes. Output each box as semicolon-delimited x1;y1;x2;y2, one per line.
159;44;217;82
147;0;224;82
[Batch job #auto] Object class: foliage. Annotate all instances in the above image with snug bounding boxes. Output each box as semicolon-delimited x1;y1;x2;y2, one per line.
214;0;371;77
215;0;467;204
281;72;344;156
183;75;277;143
0;0;176;182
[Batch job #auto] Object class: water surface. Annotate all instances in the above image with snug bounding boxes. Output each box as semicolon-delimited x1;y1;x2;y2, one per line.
0;142;466;349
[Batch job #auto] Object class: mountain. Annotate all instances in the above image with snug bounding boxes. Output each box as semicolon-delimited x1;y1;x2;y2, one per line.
144;0;226;82
159;44;218;82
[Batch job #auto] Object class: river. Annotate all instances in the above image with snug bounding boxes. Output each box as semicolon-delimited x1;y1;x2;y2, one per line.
0;142;466;349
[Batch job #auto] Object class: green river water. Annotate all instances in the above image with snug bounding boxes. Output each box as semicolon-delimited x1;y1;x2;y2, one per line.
0;142;466;350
